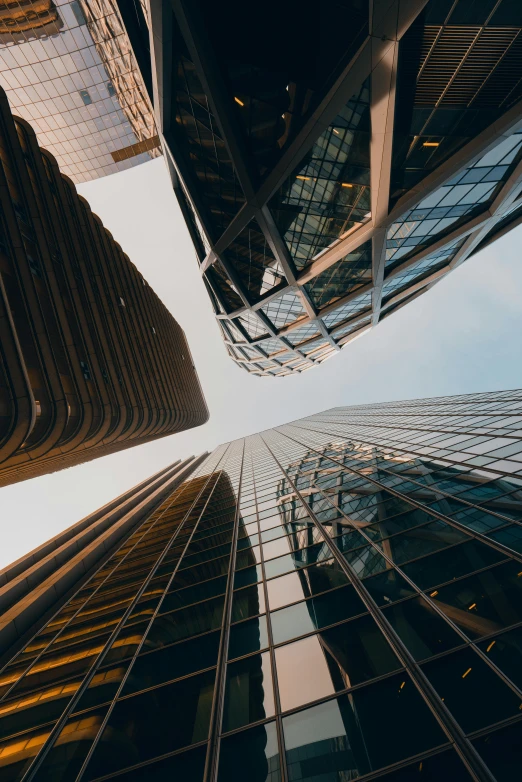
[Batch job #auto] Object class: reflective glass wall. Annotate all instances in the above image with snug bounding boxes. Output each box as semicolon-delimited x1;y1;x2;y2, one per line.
1;389;522;780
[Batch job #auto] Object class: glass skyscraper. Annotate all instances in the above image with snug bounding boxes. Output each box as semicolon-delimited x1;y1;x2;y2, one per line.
1;389;522;780
129;0;522;375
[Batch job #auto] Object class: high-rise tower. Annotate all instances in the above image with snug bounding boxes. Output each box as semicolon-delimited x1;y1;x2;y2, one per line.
1;389;522;780
0;86;208;486
126;0;522;376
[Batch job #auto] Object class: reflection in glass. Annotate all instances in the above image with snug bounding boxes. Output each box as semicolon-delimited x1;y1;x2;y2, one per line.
218;721;281;782
223;652;275;732
283;675;445;780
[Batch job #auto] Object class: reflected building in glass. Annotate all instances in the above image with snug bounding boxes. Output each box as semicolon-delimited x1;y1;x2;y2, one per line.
0;84;207;486
123;0;522;375
0;1;160;183
2;389;522;779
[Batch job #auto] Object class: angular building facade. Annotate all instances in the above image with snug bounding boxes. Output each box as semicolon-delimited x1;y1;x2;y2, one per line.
0;1;160;183
1;389;522;780
0;85;207;486
134;0;522;375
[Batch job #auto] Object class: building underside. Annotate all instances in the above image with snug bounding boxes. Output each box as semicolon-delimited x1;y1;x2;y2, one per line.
132;0;522;376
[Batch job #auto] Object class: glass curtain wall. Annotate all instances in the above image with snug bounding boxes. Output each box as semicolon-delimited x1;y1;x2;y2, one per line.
1;390;522;779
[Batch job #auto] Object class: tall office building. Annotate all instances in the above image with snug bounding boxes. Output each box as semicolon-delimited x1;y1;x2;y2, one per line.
0;85;207;486
0;1;160;182
1;388;522;780
126;0;522;376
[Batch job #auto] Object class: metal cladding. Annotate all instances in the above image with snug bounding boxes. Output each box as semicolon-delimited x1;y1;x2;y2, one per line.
1;390;522;778
0;86;208;487
140;0;522;376
0;0;160;183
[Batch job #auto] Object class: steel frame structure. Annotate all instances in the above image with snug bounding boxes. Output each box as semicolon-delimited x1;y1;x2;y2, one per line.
139;0;522;376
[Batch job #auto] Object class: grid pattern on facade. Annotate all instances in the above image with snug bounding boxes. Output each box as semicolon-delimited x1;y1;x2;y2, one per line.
143;0;522;376
0;0;159;183
0;85;207;486
2;390;522;779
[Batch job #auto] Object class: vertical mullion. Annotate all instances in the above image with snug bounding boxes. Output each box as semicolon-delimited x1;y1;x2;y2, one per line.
205;440;245;782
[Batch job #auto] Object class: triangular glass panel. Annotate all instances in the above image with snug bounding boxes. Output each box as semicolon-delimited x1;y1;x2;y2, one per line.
261;291;306;329
305;240;372;309
222;219;286;301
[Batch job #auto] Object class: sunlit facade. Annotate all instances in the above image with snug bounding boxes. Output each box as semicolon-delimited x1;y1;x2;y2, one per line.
135;0;522;375
0;1;160;183
2;389;522;779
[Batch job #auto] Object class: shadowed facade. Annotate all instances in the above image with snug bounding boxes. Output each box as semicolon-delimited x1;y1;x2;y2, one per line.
0;86;208;486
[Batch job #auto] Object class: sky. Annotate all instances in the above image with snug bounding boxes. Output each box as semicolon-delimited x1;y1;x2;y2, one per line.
1;157;522;568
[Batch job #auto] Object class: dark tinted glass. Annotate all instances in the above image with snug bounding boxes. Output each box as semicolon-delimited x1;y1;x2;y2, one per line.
383;596;462;660
223;652;275;732
231;584;266;622
386;522;467;565
270;586;366;645
228;615;269;660
362;568;415;605
148;596;225;645
218;721;281;782
283;675;445;780
264;542;332;579
422;647;522;732
401;540;505;590
430;562;522;639
234;564;263;588
473;719;522;781
122;631;220;695
478;626;522;689
88;745;207;781
162;575;228;611
84;671;214;778
373;749;472;780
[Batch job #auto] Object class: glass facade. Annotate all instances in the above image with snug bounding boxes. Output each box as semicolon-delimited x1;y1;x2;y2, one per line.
143;0;522;376
2;389;522;779
0;1;159;183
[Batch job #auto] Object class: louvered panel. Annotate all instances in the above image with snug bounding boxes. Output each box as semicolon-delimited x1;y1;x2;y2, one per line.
442;28;518;106
417;26;441;75
416;26;480;105
472;31;522;109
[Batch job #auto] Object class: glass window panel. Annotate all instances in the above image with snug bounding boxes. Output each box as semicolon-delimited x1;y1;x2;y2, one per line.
282;674;445;780
383;596;463;660
270;586;366;645
122;631;220;696
276;614;400;711
84;671;215;779
343;545;388;578
422;648;522;733
372;749;472;781
162;575;228;612
362;569;416;605
430;562;522;639
385;521;468;565
234;564;263;588
401;540;505;590
90;745;207;781
231;584;266;622
478;625;522;690
266;560;350;610
473;719;522;782
222;652;275;732
147;596;225;645
218;721;281;782
236;546;262;570
264;542;332;579
228;616;270;660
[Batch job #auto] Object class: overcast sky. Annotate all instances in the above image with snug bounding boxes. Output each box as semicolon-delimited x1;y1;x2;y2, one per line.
2;157;522;568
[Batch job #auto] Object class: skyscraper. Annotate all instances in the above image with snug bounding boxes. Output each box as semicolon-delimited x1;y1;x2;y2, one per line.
0;1;160;183
1;388;522;780
129;0;522;376
0;85;208;486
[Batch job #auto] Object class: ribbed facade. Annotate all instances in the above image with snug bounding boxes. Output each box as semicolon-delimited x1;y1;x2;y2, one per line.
1;389;522;780
0;86;208;487
137;0;522;376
